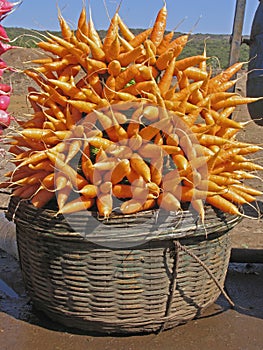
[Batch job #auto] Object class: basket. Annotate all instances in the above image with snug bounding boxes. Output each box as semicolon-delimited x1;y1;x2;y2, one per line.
6;196;242;334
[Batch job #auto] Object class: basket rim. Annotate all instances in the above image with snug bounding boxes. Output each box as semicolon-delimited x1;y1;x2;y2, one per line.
8;196;242;245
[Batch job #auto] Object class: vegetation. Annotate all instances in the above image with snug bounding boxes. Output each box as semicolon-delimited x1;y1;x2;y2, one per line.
5;27;250;69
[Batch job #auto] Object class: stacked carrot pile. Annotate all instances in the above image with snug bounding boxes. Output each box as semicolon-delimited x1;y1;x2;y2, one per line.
1;1;263;219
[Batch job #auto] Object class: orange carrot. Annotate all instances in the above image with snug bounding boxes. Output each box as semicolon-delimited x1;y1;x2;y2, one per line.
30;188;55;208
129;28;153;47
103;12;119;62
157;191;181;212
112;183;132;198
156;30;175;55
158;57;176;96
87;6;103;48
111;159;131;185
76;6;89;42
57;196;95;214
130;153;151;182
108;59;122;77
120;198;156;214
150;1;167;47
96;192;113;218
117;13;135;41
155;49;174;71
174;55;209;72
144;39;157;65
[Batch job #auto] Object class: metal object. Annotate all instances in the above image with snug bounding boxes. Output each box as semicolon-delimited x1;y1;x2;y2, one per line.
246;0;263;125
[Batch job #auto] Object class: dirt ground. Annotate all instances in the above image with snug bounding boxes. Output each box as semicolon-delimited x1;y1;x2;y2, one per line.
0;48;262;349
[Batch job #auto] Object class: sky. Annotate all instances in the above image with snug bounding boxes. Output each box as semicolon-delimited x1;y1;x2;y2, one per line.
1;0;260;36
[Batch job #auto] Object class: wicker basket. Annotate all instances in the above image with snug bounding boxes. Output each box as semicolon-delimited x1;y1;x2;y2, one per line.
6;196;242;334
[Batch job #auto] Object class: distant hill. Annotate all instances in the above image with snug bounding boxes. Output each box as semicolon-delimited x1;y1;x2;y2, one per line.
4;27;250;70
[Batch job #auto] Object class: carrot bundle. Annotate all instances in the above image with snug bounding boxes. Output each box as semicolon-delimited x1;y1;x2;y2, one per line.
1;2;262;220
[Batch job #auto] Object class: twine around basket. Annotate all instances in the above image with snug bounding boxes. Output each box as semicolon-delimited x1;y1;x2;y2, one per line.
7;196;242;334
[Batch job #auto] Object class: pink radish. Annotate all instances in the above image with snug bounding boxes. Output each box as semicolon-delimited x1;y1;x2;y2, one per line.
0;109;11;128
0;94;10;109
0;83;11;93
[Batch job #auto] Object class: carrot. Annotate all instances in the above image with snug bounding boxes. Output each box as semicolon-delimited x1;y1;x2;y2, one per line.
158;57;176;96
177;186;211;202
110;159;131;185
174;55;209;72
102;75;116;102
167;33;189;50
115;64;140;91
172;154;188;171
207;61;245;92
12;183;40;200
120;81;155;97
184;66;208;81
129;28;153;47
191;198;205;223
208;174;239;186
166;133;179;146
228;186;257;203
135;65;159;82
128;133;143;151
212;96;263;111
58;10;76;43
79;184;98;198
197;134;232;147
150;157;163;186
231;183;263;197
105;31;121;62
30;188;55;208
139;117;173;141
93;155;116;171
138;142;163;159
117;13;135;41
156;30;175;55
99;181;113;194
141;105;159;122
112;183;132;199
120;198;156;214
14;169;50;187
56;182;73;209
144;39;156;65
85;57;107;73
68;100;97;114
155;49;174;71
221;187;254;205
157;191;181;212
103;11;119;62
17;151;48;168
87;6;103;48
57;196;95;215
76;6;89;42
83;35;106;61
36;41;68;57
108;59;122;77
150;1;167;47
223;161;263;172
47;151;88;189
96;192;113;218
118;34;134;53
86;136;114;150
47;79;86;100
130;153;151;182
127;119;141;138
197;179;224;192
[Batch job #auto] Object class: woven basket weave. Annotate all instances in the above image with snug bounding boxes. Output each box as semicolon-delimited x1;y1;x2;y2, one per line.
7;196;242;334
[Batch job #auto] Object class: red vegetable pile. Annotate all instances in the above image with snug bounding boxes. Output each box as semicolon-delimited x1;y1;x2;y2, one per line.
0;0;20;135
